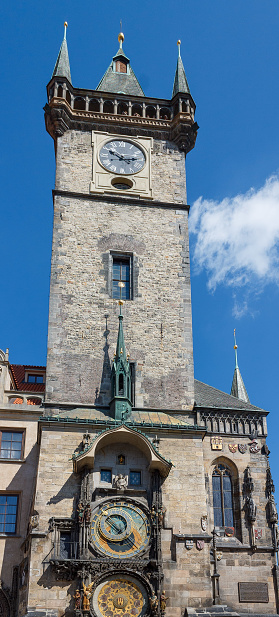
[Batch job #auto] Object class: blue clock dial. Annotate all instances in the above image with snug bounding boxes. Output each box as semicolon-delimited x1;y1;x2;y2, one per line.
90;501;150;559
99;140;146;175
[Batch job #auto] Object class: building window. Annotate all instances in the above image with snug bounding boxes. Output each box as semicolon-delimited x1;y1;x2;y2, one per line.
0;495;18;534
100;469;112;483
60;532;72;559
212;464;234;527
112;256;131;300
130;471;141;486
27;374;44;384
0;431;23;460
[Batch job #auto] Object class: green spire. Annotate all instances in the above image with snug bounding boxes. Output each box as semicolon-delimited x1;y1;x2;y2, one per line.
172;40;190;97
230;330;250;403
52;22;72;84
96;32;144;96
110;301;132;421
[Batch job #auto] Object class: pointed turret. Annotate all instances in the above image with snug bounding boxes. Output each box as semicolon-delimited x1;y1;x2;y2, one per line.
110;300;132;421
172;40;190;97
230;330;250;403
96;32;144;96
52;22;72;84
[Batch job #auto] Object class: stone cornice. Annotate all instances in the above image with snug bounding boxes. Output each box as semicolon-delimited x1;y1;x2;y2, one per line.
52;189;190;211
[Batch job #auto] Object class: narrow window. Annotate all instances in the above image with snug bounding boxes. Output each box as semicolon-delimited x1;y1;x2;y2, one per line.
100;469;112;483
130;363;135;406
60;532;72;559
118;374;124;395
212;464;234;527
130;471;141;486
112;256;131;300
0;495;18;534
0;431;23;460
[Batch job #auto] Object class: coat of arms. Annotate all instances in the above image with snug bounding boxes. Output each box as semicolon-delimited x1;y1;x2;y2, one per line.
238;444;247;454
196;540;205;550
255;528;263;540
225;527;234;537
228;444;237;453
250;440;260;454
185;540;194;550
211;437;223;451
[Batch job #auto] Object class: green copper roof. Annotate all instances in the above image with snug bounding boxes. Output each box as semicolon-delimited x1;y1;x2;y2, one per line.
230;331;250;403
52;23;72;84
96;38;144;96
172;42;190;97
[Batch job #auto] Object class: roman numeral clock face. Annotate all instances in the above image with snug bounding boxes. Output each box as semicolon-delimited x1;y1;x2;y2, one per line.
99;140;146;175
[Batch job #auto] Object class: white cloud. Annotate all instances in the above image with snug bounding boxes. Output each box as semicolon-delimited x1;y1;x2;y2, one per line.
189;174;279;292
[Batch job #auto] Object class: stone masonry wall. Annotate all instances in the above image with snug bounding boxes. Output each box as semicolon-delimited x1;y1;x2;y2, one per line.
54;132;187;204
46;192;194;409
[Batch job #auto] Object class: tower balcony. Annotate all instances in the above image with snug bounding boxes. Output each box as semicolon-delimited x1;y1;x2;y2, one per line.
45;77;198;154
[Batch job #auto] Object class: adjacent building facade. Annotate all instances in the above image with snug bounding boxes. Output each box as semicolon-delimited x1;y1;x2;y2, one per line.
0;25;278;617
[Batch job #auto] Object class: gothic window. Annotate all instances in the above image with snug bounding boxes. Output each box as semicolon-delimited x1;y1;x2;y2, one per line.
0;495;18;534
112;256;131;300
0;431;23;460
212;464;234;527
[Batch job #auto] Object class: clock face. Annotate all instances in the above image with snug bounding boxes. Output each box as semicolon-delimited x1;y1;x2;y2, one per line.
99;140;146;175
90;501;150;559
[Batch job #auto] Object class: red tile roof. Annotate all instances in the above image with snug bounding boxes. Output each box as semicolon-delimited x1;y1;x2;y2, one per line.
10;365;46;393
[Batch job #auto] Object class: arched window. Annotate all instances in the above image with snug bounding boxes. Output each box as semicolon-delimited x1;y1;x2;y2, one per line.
212;464;234;527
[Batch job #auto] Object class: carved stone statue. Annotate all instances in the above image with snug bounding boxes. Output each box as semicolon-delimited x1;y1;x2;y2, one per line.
245;496;257;523
114;474;128;490
158;507;166;528
82;582;94;611
77;501;85;523
160;591;169;612
84;503;91;524
149;593;158;615
73;589;81;610
82;431;91;450
150;506;157;524
268;495;278;524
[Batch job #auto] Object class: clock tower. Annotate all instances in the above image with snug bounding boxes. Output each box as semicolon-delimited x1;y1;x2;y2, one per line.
25;23;278;617
44;27;197;413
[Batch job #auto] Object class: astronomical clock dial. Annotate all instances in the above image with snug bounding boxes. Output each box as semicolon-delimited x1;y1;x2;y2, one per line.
90;501;150;559
99;140;146;175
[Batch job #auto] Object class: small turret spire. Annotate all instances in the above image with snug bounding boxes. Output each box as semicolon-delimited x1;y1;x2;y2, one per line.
96;30;144;96
52;21;72;84
230;330;250;402
110;298;132;421
172;39;190;97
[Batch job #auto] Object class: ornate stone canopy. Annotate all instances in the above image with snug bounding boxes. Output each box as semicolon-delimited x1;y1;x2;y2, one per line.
73;424;172;476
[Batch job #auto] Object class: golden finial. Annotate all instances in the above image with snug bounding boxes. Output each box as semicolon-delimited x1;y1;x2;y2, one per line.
64;21;68;39
118;31;124;48
119;299;124;306
177;39;181;57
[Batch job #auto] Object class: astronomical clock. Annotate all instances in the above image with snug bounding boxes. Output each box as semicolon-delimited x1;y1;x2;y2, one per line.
90;500;151;559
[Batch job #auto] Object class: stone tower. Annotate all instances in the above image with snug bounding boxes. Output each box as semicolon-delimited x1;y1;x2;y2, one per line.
44;30;197;412
25;26;279;617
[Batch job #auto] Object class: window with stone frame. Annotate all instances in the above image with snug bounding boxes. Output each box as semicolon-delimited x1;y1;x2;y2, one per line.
112;254;132;300
0;494;19;534
0;431;24;460
212;464;234;528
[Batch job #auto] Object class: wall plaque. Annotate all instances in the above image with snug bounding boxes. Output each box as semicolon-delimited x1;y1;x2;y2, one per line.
238;582;269;603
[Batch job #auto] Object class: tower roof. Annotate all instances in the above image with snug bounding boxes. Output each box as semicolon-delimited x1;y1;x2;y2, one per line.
230;330;250;403
172;40;190;97
52;22;72;84
96;32;144;96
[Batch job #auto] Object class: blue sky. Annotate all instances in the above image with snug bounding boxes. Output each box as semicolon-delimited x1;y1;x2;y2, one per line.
1;1;279;490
